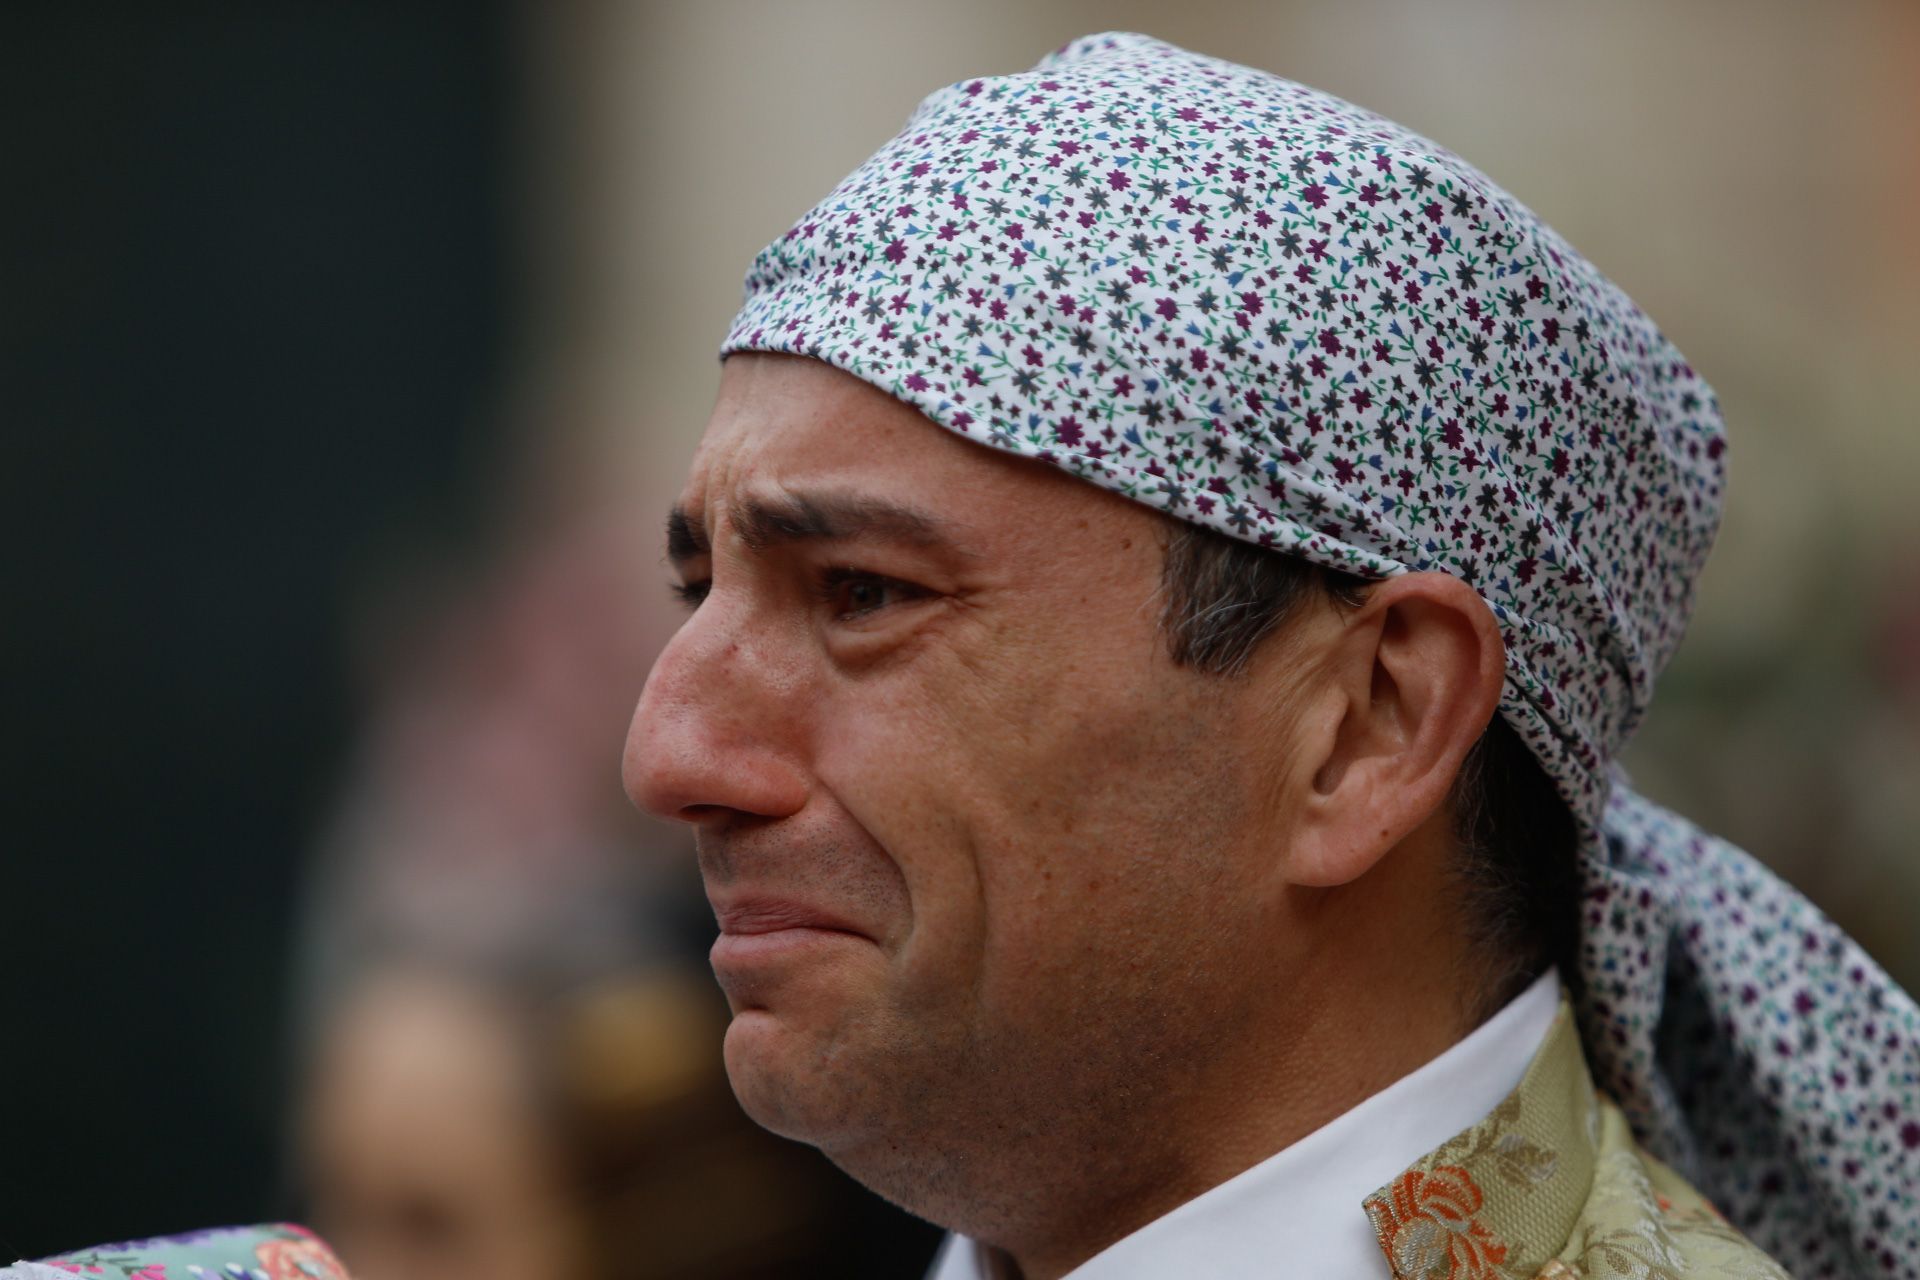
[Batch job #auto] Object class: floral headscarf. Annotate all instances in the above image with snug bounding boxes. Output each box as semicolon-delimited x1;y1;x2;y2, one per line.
720;32;1919;1276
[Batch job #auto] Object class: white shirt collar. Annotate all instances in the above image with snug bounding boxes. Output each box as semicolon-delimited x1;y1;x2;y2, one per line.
926;969;1561;1280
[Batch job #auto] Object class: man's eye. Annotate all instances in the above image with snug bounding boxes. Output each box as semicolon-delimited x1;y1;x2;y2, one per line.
817;568;925;620
671;579;710;610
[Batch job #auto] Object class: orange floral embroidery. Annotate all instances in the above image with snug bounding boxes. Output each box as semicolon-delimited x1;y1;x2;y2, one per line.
255;1233;352;1280
1368;1165;1511;1279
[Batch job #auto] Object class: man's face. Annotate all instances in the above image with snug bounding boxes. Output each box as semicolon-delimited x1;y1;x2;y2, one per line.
623;354;1311;1217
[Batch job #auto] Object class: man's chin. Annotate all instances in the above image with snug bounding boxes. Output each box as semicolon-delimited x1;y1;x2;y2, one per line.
721;1008;868;1145
722;1006;1003;1234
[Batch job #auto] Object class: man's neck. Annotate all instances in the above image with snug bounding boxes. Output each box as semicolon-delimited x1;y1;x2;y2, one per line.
950;967;1558;1280
985;903;1488;1280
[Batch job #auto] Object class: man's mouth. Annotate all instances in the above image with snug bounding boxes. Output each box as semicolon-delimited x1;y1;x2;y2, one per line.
707;896;874;987
712;895;867;938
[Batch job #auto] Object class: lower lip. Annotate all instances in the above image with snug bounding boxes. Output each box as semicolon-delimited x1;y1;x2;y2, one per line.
711;927;866;969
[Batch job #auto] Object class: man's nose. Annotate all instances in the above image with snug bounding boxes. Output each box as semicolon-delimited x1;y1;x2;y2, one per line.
622;603;810;827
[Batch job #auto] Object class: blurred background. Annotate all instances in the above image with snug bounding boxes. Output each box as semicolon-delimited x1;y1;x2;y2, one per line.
3;0;1916;1275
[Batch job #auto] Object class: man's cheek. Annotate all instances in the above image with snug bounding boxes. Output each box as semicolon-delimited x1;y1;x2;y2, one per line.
827;786;1004;997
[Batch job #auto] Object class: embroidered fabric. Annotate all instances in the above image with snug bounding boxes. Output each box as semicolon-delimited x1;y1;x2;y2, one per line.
11;1223;350;1280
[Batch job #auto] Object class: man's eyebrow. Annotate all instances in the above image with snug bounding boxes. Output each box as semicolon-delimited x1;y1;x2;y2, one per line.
666;507;709;565
734;492;971;555
666;492;978;567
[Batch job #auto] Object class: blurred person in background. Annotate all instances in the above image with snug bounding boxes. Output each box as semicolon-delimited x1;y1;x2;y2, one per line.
301;954;831;1280
622;31;1919;1280
293;510;938;1280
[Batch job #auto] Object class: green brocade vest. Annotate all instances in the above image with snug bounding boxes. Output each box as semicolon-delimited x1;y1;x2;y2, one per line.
1363;999;1790;1280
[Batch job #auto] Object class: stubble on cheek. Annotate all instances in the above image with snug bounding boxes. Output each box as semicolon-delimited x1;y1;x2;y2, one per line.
824;686;1264;1227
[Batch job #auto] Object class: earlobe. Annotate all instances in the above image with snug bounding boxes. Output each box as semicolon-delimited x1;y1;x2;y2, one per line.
1280;572;1505;888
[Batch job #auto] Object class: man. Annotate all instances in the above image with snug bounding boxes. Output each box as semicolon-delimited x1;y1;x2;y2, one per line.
623;33;1919;1279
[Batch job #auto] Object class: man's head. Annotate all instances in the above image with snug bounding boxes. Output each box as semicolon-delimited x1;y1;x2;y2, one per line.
623;20;1731;1262
624;351;1548;1243
613;33;1920;1280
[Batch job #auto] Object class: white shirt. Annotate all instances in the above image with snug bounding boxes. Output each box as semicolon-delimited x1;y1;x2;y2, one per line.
926;969;1561;1280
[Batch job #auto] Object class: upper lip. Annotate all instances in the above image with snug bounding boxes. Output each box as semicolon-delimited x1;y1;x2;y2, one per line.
711;894;867;937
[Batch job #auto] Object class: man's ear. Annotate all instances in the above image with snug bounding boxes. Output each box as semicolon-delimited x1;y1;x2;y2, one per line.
1280;572;1506;888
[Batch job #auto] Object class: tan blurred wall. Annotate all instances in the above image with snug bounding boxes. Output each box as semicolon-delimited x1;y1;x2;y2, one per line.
503;0;1920;980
